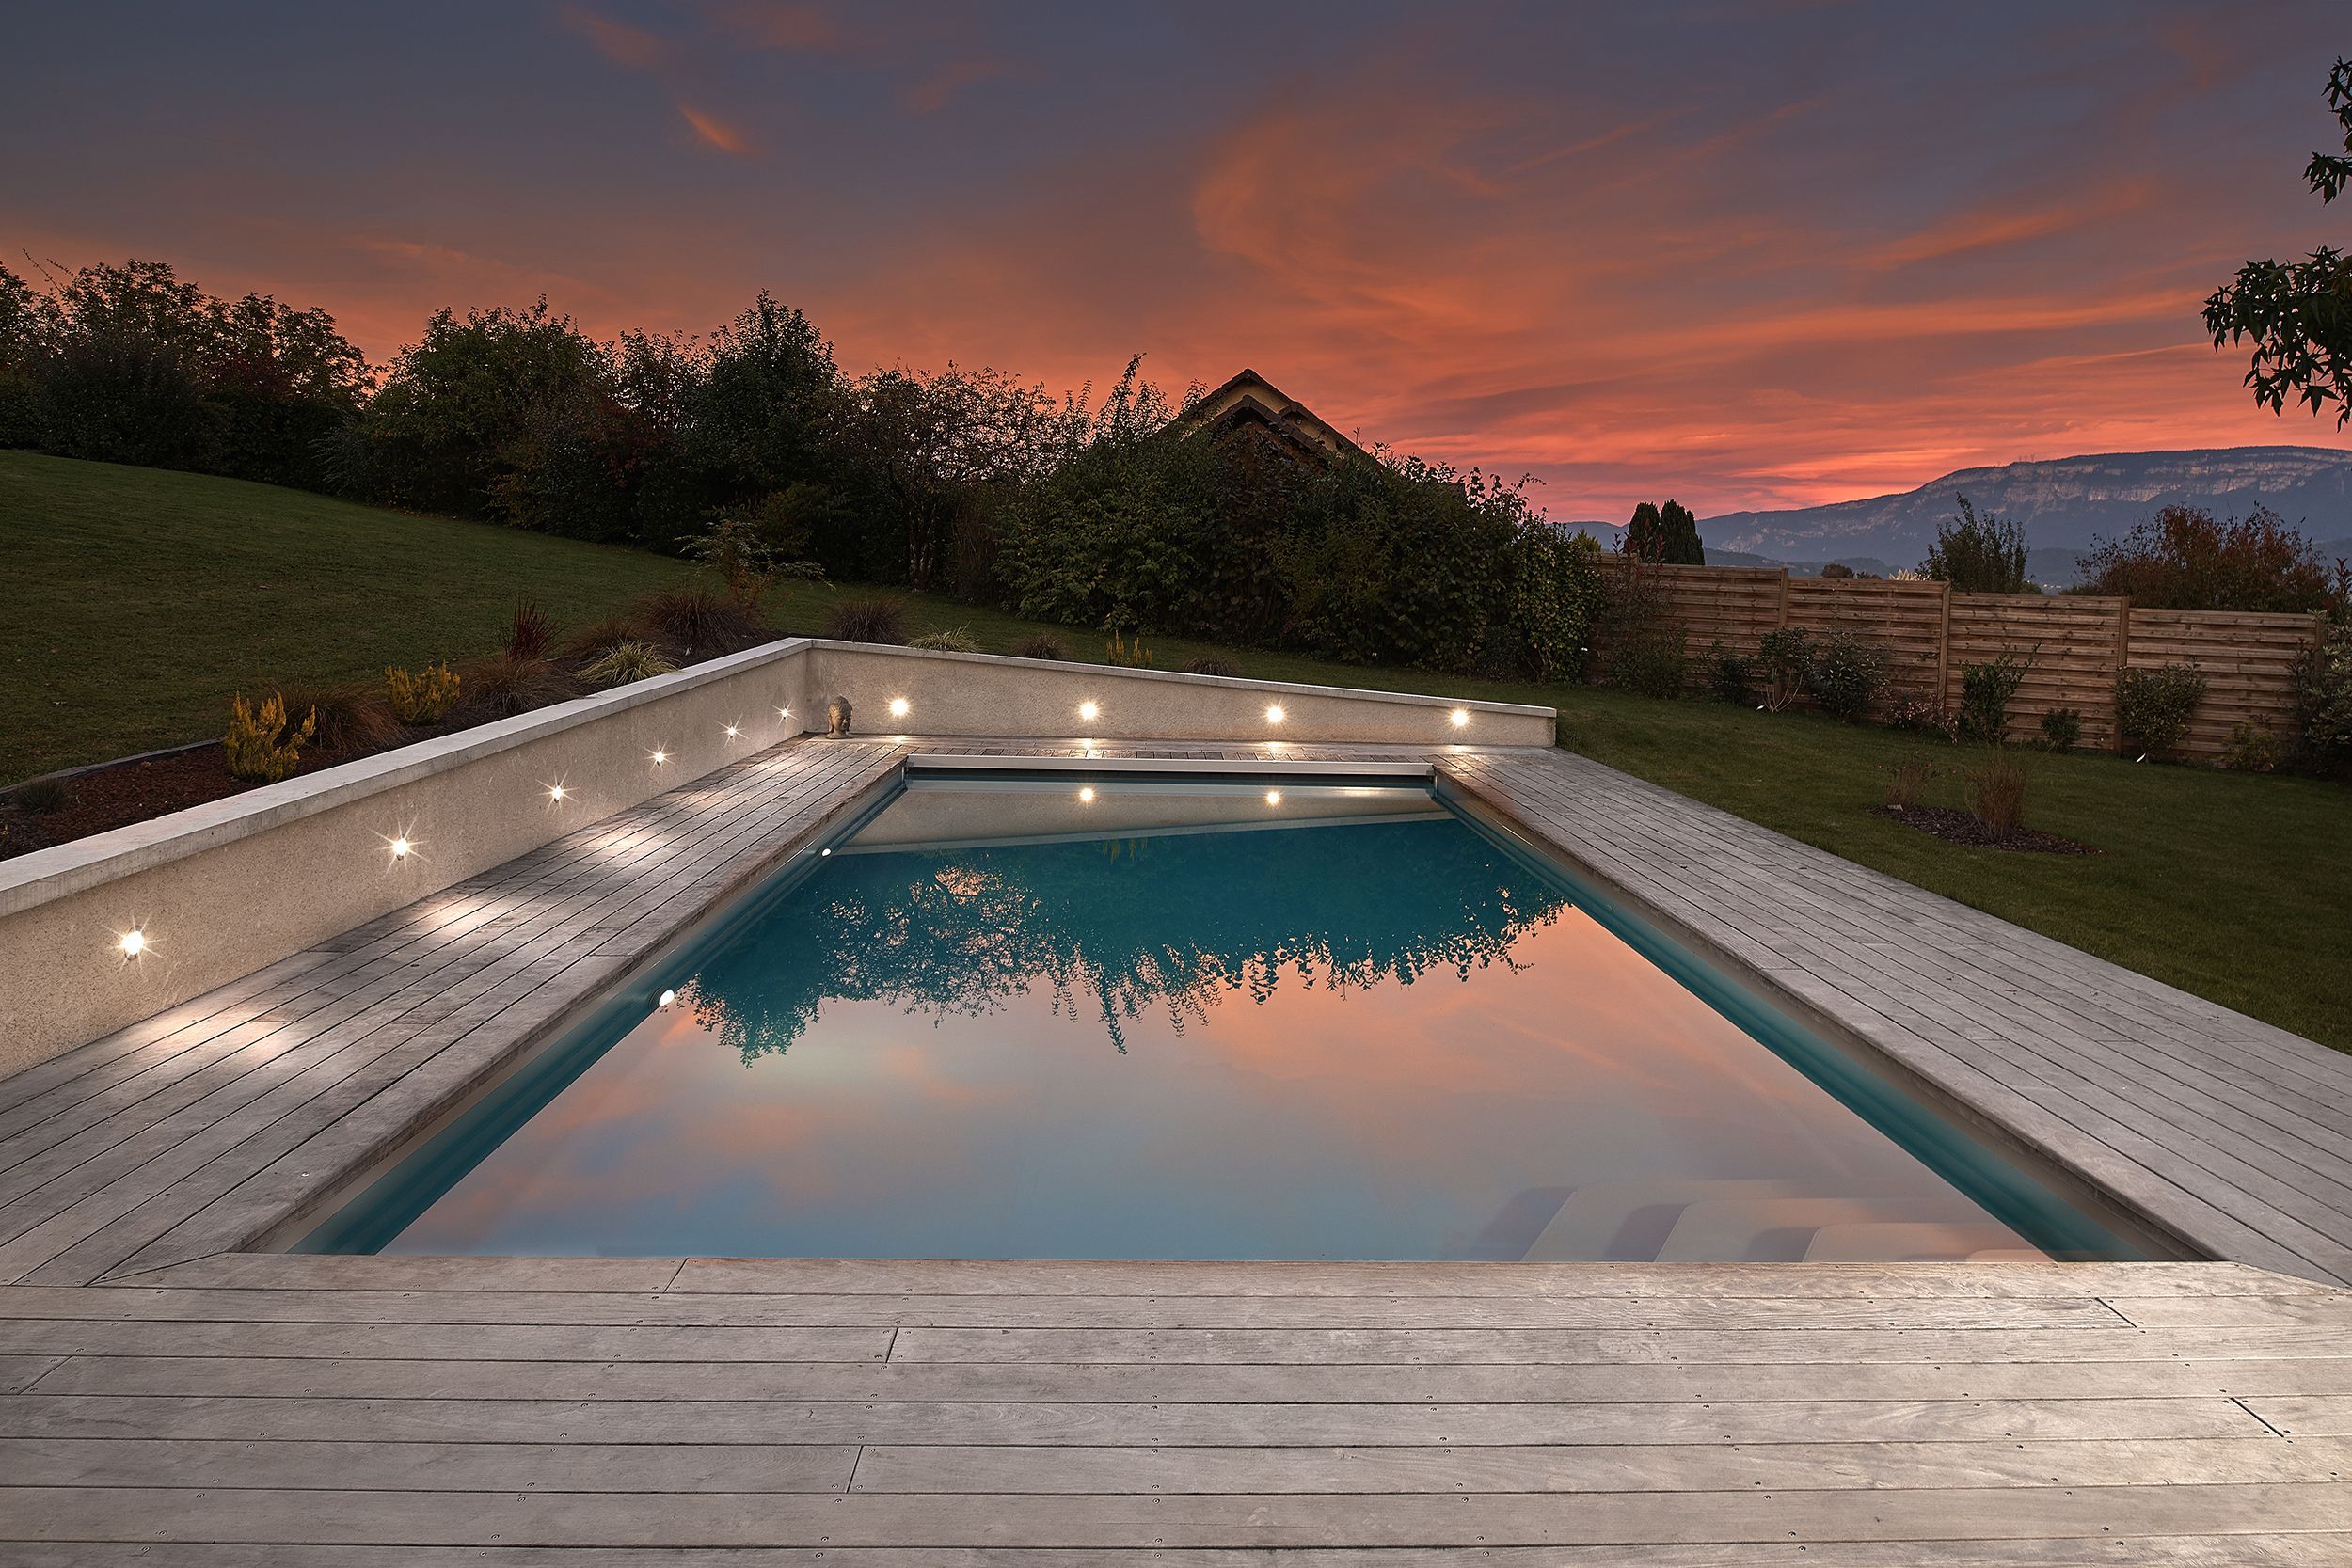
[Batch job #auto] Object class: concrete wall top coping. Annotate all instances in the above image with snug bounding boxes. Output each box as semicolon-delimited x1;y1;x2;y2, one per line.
901;754;1443;778
807;640;1559;719
0;636;816;918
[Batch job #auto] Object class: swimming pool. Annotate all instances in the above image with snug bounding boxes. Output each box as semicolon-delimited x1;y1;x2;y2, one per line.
299;768;2152;1262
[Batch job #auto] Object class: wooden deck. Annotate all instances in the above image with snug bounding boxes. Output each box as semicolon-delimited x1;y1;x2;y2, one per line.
4;732;2351;1558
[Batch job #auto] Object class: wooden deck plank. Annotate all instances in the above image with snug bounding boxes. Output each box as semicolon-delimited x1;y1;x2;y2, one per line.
852;1435;2352;1494
4;1481;2343;1548
0;1392;2273;1445
0;1285;2153;1330
8;1536;2351;1567
35;1352;2352;1403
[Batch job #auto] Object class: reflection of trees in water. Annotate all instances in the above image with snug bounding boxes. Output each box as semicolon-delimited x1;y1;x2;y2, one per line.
681;817;1567;1063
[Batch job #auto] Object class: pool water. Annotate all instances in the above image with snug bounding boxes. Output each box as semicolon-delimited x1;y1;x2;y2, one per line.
302;773;2148;1262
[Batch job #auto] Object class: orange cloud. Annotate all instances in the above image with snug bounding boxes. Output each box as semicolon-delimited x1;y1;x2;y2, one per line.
678;103;751;155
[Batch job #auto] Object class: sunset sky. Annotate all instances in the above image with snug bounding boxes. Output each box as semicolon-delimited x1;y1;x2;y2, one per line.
10;1;2352;518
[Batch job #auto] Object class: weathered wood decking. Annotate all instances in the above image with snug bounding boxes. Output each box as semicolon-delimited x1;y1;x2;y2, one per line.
2;1254;2349;1559
3;732;2350;1558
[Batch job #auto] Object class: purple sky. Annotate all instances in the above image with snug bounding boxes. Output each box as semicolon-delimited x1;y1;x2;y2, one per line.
9;1;2352;516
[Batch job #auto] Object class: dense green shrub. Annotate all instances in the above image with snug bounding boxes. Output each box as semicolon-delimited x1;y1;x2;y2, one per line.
1922;496;2033;594
1803;632;1890;721
2218;721;2284;772
1611;625;1690;698
1754;627;1814;712
1506;525;1602;682
1707;641;1756;705
1958;649;2032;744
2292;562;2352;770
2075;504;2329;611
1884;692;1954;737
1185;656;1241;678
2038;707;2084;753
2116;662;2209;758
1011;633;1068;661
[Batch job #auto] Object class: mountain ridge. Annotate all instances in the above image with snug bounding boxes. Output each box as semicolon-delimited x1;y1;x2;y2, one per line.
1698;446;2352;564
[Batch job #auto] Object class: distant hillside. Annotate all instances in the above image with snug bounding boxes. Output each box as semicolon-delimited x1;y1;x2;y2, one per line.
1702;448;2352;565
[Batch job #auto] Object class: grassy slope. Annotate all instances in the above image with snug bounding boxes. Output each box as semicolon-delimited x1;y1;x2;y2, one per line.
7;452;2345;1049
1;451;699;780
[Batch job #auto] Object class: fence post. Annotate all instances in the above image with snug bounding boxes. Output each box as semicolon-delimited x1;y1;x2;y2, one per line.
1934;582;1951;716
1774;568;1789;631
2113;597;2132;755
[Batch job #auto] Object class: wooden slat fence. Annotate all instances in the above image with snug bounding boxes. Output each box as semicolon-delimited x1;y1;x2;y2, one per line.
1594;563;2322;760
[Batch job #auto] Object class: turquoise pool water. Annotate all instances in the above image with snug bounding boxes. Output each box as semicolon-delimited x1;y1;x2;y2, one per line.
301;772;2149;1262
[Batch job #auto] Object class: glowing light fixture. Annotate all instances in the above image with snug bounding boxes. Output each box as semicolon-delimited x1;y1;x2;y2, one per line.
548;784;568;802
1078;701;1100;722
1450;707;1470;729
1078;786;1096;803
723;722;741;740
777;705;791;721
1264;704;1286;724
888;696;911;721
658;989;677;1010
650;748;668;765
390;836;412;860
117;927;147;958
1265;790;1282;806
820;847;833;857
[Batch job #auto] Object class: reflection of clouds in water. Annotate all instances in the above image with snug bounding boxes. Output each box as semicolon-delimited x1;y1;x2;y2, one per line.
680;819;1566;1063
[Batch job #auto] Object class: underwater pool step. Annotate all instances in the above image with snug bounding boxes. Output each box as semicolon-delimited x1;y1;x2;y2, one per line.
1518;1181;2036;1263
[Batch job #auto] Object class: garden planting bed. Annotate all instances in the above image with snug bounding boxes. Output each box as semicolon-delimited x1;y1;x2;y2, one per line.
1867;802;2098;855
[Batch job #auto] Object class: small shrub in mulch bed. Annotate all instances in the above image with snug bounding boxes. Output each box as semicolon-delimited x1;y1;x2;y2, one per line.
1867;804;2098;855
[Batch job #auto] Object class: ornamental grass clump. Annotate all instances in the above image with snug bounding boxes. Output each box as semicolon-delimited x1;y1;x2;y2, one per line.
579;641;679;688
1885;752;1937;811
386;662;460;724
1012;633;1069;661
224;692;316;783
825;598;908;646
277;683;397;759
910;626;981;653
1965;750;2030;838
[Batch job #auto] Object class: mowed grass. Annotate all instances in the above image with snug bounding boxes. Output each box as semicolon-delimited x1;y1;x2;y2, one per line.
1;451;700;780
8;452;2347;1050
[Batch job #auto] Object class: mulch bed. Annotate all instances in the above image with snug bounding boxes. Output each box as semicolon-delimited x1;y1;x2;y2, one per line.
1868;803;2099;855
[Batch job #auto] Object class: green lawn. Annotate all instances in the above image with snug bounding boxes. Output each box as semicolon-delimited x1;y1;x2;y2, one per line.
8;451;2346;1051
1;451;701;781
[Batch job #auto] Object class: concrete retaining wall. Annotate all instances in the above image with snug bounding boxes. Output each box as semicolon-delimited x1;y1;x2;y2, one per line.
0;641;1553;1077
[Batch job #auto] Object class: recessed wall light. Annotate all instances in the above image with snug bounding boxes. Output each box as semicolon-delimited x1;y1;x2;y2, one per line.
1078;786;1096;803
1264;704;1285;724
1265;790;1282;806
1450;708;1470;728
888;697;911;720
117;928;147;958
1079;701;1100;722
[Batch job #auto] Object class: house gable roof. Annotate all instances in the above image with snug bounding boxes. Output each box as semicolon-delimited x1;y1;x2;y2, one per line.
1169;369;1366;464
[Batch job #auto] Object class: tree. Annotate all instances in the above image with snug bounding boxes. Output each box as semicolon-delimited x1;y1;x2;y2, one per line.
1622;499;1703;563
2075;504;2330;611
1921;495;2032;594
2204;57;2352;425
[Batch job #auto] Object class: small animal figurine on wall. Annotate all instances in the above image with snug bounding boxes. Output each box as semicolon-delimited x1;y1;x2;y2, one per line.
826;696;853;737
